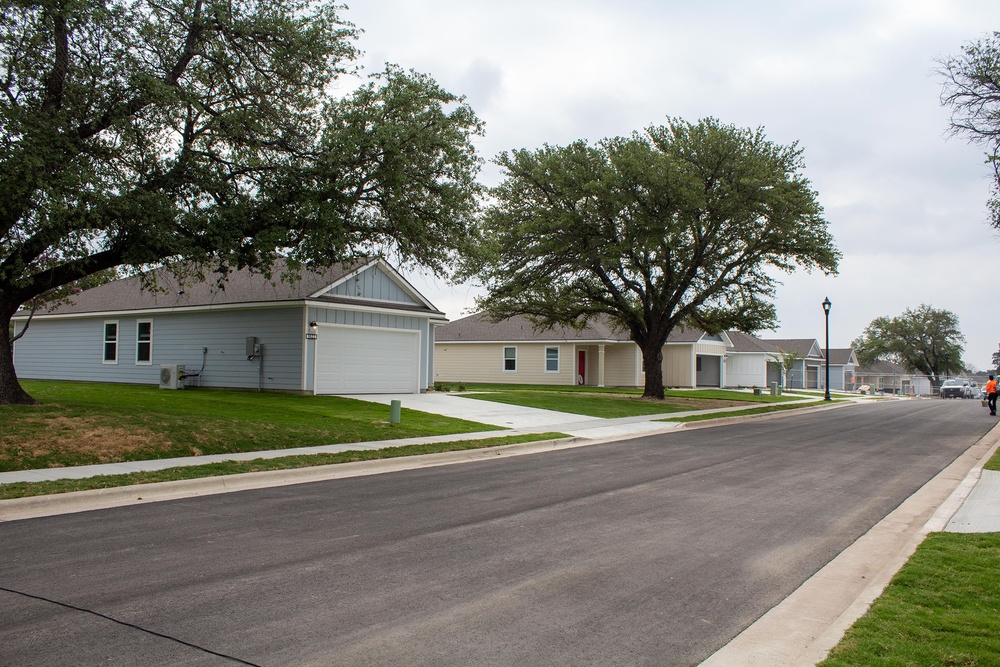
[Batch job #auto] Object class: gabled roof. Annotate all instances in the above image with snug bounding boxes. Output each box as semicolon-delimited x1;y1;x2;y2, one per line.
436;313;627;343
15;258;444;318
435;312;726;345
824;348;858;366
762;338;825;360
725;330;781;354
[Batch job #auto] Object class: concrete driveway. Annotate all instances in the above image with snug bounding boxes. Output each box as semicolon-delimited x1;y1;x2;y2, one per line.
343;391;684;439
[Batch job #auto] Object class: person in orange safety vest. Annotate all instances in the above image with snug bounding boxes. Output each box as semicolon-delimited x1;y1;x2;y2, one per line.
986;375;999;416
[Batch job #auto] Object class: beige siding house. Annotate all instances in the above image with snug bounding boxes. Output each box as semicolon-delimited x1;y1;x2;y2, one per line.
434;313;731;388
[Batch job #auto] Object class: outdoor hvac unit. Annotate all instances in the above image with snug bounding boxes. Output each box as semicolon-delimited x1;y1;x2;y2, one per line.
159;364;185;390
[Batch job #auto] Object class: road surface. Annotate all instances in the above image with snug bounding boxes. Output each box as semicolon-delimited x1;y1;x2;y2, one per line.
1;399;993;666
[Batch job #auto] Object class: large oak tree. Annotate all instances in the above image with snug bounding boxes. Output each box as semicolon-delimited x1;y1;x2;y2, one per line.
0;0;484;404
852;305;966;390
463;117;840;399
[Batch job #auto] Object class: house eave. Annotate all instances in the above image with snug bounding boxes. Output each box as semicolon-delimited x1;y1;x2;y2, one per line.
14;298;444;322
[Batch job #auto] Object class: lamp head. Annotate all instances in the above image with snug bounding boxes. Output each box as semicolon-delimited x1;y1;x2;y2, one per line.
822;297;831;314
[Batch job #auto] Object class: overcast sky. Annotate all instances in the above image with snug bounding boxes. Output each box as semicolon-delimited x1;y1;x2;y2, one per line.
344;1;1000;369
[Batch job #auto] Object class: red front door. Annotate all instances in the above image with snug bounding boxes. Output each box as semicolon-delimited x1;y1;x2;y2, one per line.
577;351;586;385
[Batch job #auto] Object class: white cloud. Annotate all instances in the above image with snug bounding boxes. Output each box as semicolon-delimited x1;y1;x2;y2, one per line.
348;0;1000;368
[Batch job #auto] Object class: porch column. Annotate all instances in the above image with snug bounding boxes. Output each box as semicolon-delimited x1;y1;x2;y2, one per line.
598;344;606;387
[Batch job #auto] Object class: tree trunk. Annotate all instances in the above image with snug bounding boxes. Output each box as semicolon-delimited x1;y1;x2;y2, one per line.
0;307;37;405
640;338;666;400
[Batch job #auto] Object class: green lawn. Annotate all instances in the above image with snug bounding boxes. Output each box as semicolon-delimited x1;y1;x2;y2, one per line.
818;446;1000;665
0;381;495;472
820;532;1000;666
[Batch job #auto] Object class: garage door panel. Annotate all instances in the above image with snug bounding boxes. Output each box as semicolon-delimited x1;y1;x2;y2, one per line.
316;327;419;394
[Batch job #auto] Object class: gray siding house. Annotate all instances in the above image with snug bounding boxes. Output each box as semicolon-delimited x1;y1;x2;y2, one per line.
12;259;445;394
760;338;827;389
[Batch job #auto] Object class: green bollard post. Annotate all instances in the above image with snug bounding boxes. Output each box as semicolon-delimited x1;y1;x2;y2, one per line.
390;399;401;425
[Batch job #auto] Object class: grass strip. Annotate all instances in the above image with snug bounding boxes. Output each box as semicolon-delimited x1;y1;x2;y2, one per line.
0;432;570;500
660;400;834;422
983;448;1000;472
819;532;1000;666
454;383;802;403
456;387;803;420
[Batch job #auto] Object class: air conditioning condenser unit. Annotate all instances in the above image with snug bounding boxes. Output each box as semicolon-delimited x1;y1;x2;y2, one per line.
159;364;185;390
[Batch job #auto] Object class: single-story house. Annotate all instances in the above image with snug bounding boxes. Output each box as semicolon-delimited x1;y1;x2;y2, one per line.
723;330;783;389
434;313;732;388
12;258;445;394
853;361;932;395
823;348;859;392
760;338;827;389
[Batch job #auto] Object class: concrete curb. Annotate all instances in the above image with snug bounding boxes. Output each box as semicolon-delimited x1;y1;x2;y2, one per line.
699;421;1000;666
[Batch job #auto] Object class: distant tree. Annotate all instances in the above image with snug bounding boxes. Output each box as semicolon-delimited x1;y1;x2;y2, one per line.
462;117;840;399
768;349;802;389
992;350;1000;372
938;31;1000;227
0;0;484;405
852;305;965;389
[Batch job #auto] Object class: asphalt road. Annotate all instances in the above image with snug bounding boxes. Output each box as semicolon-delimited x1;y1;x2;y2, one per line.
1;399;994;666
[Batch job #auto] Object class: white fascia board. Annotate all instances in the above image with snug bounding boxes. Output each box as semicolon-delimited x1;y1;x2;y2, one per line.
13;297;442;322
305;299;445;320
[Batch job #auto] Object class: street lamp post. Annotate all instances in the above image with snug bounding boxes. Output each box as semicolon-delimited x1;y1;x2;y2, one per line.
822;297;832;401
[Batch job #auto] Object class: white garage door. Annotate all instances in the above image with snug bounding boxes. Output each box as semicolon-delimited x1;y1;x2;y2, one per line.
315;326;420;394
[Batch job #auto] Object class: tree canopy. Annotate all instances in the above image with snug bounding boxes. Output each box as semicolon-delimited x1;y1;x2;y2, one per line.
851;305;966;388
938;31;1000;227
0;0;484;404
462;117;840;398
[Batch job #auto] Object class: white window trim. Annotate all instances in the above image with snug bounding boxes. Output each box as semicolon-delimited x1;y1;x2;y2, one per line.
103;320;119;365
136;320;153;365
503;346;517;373
544;346;560;373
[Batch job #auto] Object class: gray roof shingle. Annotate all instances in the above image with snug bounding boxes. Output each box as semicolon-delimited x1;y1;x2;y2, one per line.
436;312;717;344
17;259;444;317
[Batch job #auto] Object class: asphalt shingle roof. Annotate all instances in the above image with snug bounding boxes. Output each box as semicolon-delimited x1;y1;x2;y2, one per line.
18;259;444;317
436;312;716;344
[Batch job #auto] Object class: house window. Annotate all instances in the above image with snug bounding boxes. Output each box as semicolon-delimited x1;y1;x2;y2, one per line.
545;346;559;372
136;320;152;365
503;346;517;372
103;321;118;364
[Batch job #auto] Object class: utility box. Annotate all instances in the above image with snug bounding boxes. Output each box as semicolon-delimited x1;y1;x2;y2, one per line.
159;364;185;390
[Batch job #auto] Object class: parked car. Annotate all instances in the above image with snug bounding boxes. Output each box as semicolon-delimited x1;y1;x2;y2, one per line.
940;378;974;399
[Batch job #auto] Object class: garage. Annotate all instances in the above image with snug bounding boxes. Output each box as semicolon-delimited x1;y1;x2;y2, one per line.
315;325;420;394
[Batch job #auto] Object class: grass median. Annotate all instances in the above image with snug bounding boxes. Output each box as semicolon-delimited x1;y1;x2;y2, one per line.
454;384;801;418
